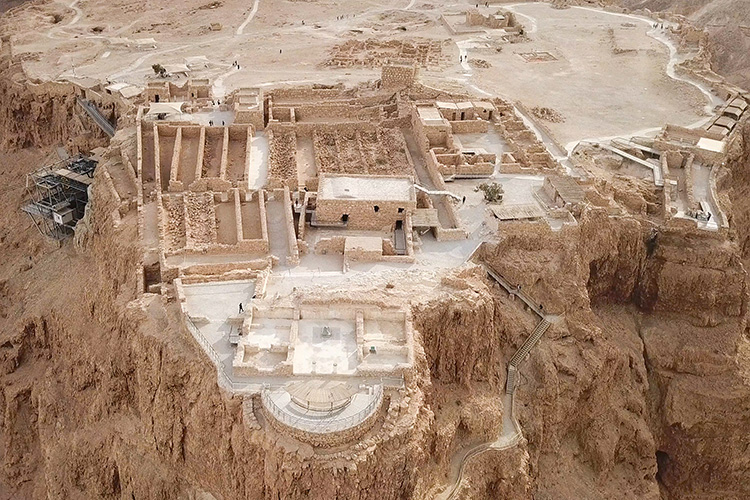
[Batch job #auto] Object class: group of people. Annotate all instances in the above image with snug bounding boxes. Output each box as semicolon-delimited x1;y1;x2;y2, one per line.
232;60;240;70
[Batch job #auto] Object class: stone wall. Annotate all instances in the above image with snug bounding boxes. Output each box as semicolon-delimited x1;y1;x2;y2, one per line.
258;391;390;448
316;198;414;230
267;128;298;189
381;64;418;90
449;119;490;134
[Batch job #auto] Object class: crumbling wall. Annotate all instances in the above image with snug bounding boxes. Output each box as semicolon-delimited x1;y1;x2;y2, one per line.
381;64;417;90
267;128;298;189
312;126;412;177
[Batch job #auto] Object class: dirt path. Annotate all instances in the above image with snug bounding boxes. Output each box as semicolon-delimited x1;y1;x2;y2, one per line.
501;3;724;155
236;0;260;35
266;199;288;267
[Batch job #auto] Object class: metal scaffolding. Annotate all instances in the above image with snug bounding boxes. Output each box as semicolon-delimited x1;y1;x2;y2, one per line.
21;155;98;240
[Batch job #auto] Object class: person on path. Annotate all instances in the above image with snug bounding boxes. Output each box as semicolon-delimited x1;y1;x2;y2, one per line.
239;303;244;314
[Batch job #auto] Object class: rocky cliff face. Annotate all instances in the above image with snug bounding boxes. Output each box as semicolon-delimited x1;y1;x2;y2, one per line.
0;53;109;152
469;175;750;499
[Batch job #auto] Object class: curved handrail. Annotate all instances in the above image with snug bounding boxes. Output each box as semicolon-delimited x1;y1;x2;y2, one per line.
261;385;384;434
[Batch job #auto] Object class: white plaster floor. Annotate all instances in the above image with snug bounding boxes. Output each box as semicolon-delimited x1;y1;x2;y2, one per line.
183;280;256;321
187;109;235;127
182;280;256;378
245;318;293;348
248;132;269;190
293;319;358;375
454;129;508;157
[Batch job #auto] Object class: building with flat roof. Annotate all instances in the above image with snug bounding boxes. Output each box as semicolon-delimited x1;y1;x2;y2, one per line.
315;174;417;230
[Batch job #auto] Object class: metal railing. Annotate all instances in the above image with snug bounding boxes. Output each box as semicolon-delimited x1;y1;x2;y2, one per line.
76;97;116;137
484;266;545;319
184;315;235;391
261;384;384;434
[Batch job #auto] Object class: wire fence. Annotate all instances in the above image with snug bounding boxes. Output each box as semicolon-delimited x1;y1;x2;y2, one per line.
261;384;384;434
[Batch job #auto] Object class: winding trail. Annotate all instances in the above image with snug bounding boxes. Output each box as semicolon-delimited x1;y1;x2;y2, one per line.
212;56;240;99
456;3;726;170
236;0;260;35
46;0;82;39
574;6;723;114
67;0;82;26
505;3;538;34
436;6;725;492
435;262;555;499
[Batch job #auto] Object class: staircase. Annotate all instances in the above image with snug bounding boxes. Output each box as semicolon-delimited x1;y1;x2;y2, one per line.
482;263;554;393
76;97;116;137
509;318;550;366
505;365;517;394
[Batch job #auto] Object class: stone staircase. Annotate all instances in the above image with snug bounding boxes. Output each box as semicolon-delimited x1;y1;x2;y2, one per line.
505;365;517;395
505;318;550;393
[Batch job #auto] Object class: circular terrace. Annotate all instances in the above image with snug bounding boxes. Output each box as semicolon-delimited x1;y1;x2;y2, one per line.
261;381;384;443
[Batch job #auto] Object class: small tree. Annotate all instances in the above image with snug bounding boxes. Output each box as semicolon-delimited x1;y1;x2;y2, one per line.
475;182;504;203
152;64;167;78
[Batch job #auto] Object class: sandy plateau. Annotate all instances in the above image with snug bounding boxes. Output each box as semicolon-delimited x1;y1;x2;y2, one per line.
0;1;749;499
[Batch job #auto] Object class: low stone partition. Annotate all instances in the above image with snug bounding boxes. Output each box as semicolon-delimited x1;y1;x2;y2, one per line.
425;150;450;190
449;119;490;134
683;153;697;211
234;343;294;377
157;184;270;268
455;161;494;177
282;186;300;265
315;234;415;265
